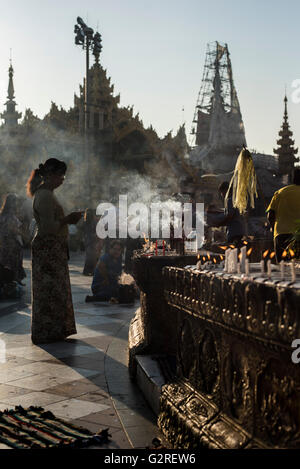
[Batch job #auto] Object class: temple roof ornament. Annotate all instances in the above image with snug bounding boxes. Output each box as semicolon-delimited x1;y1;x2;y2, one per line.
1;62;22;128
274;94;298;180
73;29;158;168
74;62;120;134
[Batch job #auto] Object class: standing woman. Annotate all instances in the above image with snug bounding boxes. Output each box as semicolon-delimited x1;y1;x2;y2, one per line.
27;158;82;344
0;193;26;283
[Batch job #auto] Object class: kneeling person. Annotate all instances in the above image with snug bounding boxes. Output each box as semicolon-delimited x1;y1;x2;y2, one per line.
88;240;123;301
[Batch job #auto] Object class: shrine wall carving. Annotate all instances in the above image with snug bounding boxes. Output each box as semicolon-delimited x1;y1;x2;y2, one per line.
160;267;300;448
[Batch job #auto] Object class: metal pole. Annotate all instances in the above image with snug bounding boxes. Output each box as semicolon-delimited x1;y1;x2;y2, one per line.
85;36;89;133
85;35;91;205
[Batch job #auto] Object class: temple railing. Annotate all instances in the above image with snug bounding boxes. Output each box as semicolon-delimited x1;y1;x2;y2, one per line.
164;267;300;346
160;267;300;449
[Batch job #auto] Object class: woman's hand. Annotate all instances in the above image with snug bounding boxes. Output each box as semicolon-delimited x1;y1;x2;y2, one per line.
65;212;83;225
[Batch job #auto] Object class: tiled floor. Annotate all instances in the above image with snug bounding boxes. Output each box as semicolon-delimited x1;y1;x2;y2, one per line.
0;251;161;449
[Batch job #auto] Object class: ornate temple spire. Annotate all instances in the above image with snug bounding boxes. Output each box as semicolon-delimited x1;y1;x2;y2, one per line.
8;62;15;100
274;94;298;183
1;61;22;128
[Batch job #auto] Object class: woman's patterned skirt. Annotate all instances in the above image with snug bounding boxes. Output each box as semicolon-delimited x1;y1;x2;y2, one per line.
31;234;77;344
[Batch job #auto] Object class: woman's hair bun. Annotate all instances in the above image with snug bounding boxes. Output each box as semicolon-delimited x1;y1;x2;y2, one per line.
36;163;45;177
34;159;66;180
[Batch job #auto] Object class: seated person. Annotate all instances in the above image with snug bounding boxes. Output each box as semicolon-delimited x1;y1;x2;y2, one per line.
86;240;123;302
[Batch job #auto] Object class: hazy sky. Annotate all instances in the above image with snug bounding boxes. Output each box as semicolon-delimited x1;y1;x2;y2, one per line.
1;0;300;155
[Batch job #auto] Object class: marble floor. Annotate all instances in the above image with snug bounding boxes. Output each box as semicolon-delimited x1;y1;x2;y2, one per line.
0;251;161;450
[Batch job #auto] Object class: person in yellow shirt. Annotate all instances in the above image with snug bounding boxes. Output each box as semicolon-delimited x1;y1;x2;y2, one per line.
267;168;300;262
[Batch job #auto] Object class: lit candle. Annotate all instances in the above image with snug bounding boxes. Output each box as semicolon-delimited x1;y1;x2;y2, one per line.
260;260;265;275
224;249;230;272
245;258;250;276
280;261;285;280
263;250;269;272
240;246;247;273
228;248;238;273
267;260;272;278
232;248;238;272
291;259;296;282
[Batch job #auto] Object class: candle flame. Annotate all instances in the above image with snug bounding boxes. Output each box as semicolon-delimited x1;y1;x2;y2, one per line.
263;250;269;259
197;254;200;260
213;258;217;264
220;255;224;261
238;253;242;261
147;242;155;252
270;252;276;259
289;248;295;258
229;245;235;249
247;247;253;257
142;232;149;244
219;246;228;251
243;240;248;245
282;250;288;258
207;254;211;260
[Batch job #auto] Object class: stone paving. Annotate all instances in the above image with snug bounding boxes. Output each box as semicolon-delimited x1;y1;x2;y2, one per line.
0;252;161;449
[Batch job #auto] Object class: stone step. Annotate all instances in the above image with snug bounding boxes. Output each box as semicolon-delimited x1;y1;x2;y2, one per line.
135;355;166;416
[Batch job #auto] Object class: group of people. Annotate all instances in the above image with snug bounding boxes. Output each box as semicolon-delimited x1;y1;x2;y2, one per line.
210;168;300;262
0;156;296;346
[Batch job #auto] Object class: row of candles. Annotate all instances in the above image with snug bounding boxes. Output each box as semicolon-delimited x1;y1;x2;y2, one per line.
220;244;297;282
222;245;252;275
197;253;224;265
146;236;297;282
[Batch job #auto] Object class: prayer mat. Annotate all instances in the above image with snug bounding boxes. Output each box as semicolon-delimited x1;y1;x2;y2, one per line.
0;406;110;449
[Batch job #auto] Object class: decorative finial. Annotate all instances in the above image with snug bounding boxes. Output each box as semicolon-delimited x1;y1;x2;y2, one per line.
7;59;14;100
284;91;288;122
